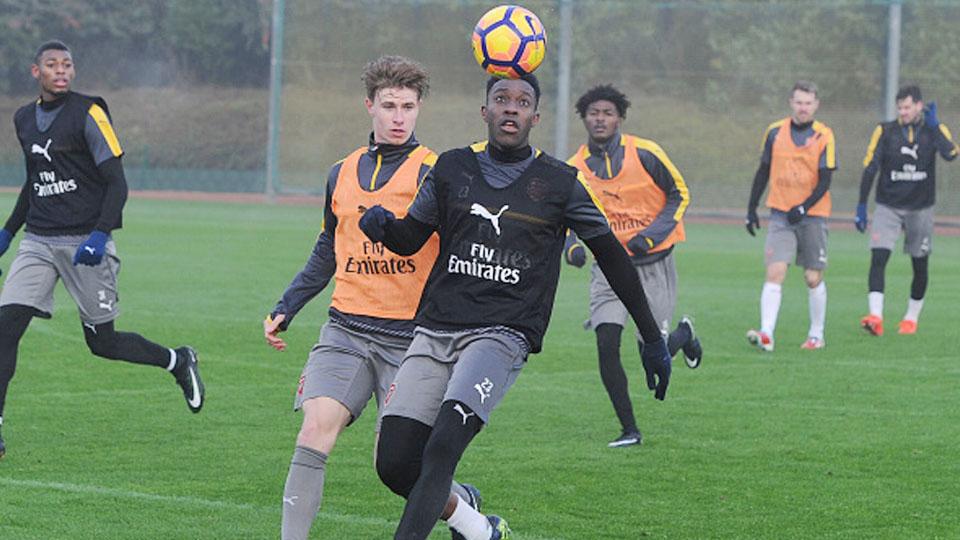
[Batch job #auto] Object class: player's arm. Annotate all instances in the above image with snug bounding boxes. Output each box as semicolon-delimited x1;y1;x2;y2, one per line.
359;168;438;255
746;125;777;236
857;124;884;232
565;177;670;400
628;143;689;254
0;177;29;263
73;103;126;266
266;167;340;344
924;102;959;161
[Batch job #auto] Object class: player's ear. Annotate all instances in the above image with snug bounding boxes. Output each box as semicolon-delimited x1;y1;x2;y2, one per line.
532;111;540;126
480;105;488;122
31;64;40;80
364;97;375;115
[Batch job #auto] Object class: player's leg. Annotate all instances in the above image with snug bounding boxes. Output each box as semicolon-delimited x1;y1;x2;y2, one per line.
587;265;639;445
394;331;523;540
749;212;792;351
899;207;933;334
863;204;901;336
798;217;828;349
57;239;204;411
0;305;37;458
282;397;351;540
281;322;378;540
0;238;59;457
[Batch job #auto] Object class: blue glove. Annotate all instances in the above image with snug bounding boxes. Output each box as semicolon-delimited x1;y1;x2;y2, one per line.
626;234;654;255
73;231;109;266
786;204;806;225
0;229;12;258
855;203;868;233
745;208;760;236
358;205;396;243
924;101;939;128
565;242;586;267
640;337;671;401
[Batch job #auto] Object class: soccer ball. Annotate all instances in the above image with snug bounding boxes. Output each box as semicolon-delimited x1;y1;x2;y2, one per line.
471;5;547;79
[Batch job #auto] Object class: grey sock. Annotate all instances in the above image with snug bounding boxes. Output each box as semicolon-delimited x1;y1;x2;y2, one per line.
450;481;469;503
281;446;328;540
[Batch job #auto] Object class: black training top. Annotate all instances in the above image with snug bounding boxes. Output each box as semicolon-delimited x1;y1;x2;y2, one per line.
860;119;958;210
410;142;610;353
11;91;125;235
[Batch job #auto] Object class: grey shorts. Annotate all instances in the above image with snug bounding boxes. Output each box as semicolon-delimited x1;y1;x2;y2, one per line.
870;203;934;257
0;235;121;324
764;210;828;270
586;253;677;339
295;321;409;429
381;327;527;426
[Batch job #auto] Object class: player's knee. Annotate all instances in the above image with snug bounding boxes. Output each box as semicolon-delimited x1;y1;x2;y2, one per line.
0;305;34;345
83;324;119;359
375;415;430;498
595;324;622;357
804;271;822;288
296;408;347;451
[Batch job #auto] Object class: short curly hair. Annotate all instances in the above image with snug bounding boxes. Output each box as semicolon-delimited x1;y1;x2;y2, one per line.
361;55;430;101
575;84;630;119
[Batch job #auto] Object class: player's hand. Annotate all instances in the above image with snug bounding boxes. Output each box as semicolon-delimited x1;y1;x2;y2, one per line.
626;234;654;256
855;203;868;233
73;231;108;266
786;204;806;225
0;229;12;259
640;338;671;400
264;313;287;352
564;242;586;267
358;205;396;243
745;208;760;236
924;101;939;127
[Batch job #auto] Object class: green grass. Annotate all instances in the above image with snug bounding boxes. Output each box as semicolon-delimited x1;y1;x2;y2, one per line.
0;194;958;539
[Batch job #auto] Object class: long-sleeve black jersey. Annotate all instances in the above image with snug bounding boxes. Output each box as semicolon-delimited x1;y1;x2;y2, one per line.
860;119;958;210
272;134;433;337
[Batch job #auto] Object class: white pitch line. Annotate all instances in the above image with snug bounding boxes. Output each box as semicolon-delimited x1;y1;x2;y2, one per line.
0;477;563;540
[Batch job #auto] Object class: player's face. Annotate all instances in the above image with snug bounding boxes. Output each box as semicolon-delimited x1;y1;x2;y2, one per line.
366;86;420;146
897;96;923;125
583;100;621;144
481;79;540;150
789;89;819;124
32;49;75;101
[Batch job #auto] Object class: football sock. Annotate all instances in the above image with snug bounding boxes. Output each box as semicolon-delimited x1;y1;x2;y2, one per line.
808;281;827;340
667;321;692;357
0;305;34;418
595;324;637;434
281;445;328;540
868;248;891;293
760;282;782;336
868;292;884;318
82;321;169;368
395;400;482;540
376;416;431;498
447;494;491;540
904;298;924;323
910;256;929;300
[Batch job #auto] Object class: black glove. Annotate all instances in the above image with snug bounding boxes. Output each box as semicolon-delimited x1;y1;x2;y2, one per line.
640;337;671;400
358;205;396;243
626;234;654;256
786;204;806;225
565;242;586;267
745;208;760;236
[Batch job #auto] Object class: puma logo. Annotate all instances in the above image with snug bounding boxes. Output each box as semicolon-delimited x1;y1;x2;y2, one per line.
453;403;476;425
602;189;622;201
901;144;919;160
84;246;96;254
283;496;298;506
470;203;509;236
98;301;113;311
31;139;52;162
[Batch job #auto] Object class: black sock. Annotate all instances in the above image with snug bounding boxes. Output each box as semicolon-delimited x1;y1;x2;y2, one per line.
83;321;170;368
910;256;929;300
596;324;637;434
394;401;482;540
667;322;691;357
868;248;891;293
0;305;35;418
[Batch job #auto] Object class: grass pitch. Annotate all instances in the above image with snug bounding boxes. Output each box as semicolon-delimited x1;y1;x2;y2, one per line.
0;195;957;539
